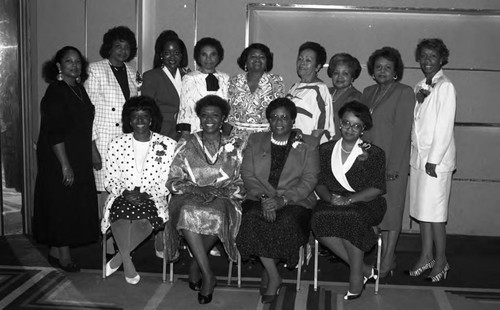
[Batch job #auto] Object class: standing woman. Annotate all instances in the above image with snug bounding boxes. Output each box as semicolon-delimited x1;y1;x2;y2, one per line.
228;43;285;140
142;30;190;140
85;26;139;214
33;46;99;272
177;37;229;135
327;53;362;140
287;41;335;143
361;47;415;277
408;39;456;282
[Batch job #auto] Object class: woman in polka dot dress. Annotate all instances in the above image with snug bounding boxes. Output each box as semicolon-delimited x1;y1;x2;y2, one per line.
101;96;176;284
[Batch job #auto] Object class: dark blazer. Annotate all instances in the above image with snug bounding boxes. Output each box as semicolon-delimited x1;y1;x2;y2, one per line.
141;67;188;139
241;131;320;209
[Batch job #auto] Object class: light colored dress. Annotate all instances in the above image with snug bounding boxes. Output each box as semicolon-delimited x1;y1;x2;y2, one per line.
228;72;285;140
287;81;335;143
410;69;456;222
177;70;229;133
85;59;139;191
164;132;245;262
101;132;176;232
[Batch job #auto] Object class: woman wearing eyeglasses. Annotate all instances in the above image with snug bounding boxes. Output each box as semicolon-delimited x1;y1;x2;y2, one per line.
311;101;387;300
237;97;319;304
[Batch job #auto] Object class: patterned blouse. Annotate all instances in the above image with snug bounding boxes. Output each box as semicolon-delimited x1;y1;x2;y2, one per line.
228;72;285;136
177;70;229;133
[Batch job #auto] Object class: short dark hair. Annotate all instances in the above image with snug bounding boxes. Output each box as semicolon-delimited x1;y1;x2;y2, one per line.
298;41;327;71
122;96;163;133
152;30;189;69
236;43;274;72
367;46;405;82
195;95;231;119
193;37;224;67
42;46;89;83
338;100;373;131
327;53;362;81
265;97;297;121
99;26;137;62
415;38;450;67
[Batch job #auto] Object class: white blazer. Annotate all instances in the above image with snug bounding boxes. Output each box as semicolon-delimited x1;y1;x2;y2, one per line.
85;59;139;191
411;70;456;172
101;132;176;232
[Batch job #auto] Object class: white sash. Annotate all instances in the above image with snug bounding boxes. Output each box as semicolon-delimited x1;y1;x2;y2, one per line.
162;67;182;96
331;138;364;192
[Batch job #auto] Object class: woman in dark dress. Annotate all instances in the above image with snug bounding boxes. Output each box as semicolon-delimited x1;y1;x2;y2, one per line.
311;101;386;300
33;46;99;272
237;98;320;304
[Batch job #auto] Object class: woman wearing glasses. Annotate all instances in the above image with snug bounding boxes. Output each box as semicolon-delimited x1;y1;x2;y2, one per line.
142;30;190;140
237;97;320;304
311;101;387;300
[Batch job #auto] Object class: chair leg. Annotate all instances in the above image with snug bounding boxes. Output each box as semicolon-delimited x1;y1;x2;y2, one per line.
314;239;319;291
227;259;233;286
169;262;174;283
375;231;382;294
102;232;107;279
162;251;167;283
296;246;304;291
237;253;241;288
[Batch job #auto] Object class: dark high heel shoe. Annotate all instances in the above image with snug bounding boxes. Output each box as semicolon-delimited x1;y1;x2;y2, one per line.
363;267;379;286
426;263;450;283
189;279;202;291
344;290;363;300
198;279;217;304
379;261;397;279
406;259;435;277
261;284;282;304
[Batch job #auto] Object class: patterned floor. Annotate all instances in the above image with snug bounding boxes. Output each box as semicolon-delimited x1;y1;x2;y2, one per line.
0;266;499;310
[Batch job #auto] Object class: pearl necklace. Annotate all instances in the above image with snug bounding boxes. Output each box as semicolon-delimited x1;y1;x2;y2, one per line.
271;134;287;146
341;143;353;153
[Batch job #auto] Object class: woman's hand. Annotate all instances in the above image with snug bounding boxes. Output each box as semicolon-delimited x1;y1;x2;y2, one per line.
123;189;142;205
262;209;276;223
386;171;399;181
261;196;285;212
331;194;351;206
425;162;437;178
92;141;102;170
62;166;74;187
189;186;225;202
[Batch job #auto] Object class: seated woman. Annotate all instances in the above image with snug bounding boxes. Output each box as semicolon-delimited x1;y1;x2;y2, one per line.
236;97;320;304
102;96;177;284
165;95;245;305
311;101;387;300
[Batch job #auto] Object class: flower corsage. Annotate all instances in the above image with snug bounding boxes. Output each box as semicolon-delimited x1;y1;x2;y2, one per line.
357;140;371;161
292;133;307;151
416;79;435;104
222;137;243;157
152;140;169;163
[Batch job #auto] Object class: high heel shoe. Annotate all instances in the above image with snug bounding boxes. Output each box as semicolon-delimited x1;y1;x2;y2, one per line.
105;261;121;277
379;261;397;279
261;284;282;304
406;259;435;277
125;274;140;285
189;279;202;291
344;290;363;300
426;263;450;283
363;267;379;286
198;282;217;304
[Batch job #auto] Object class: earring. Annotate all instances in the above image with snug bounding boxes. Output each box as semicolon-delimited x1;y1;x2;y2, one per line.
160;57;165;68
360;131;364;136
244;64;248;72
372;75;376;80
393;75;398;80
75;76;81;83
57;70;63;81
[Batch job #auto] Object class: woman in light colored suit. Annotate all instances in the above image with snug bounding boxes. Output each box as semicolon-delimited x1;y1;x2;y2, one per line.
408;39;456;283
142;30;190;140
85;26;139;212
237;97;320;304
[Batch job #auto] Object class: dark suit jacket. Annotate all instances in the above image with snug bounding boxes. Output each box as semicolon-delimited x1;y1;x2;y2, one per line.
142;67;188;139
241;131;320;209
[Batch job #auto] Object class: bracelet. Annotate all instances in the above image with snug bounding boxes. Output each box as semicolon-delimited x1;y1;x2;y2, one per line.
281;196;288;206
347;197;353;205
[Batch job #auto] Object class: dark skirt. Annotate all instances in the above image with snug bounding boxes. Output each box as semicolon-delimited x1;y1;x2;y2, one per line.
109;196;162;230
311;197;386;252
236;199;311;267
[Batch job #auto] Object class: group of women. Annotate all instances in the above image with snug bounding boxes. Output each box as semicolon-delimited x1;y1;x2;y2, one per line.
32;24;456;305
